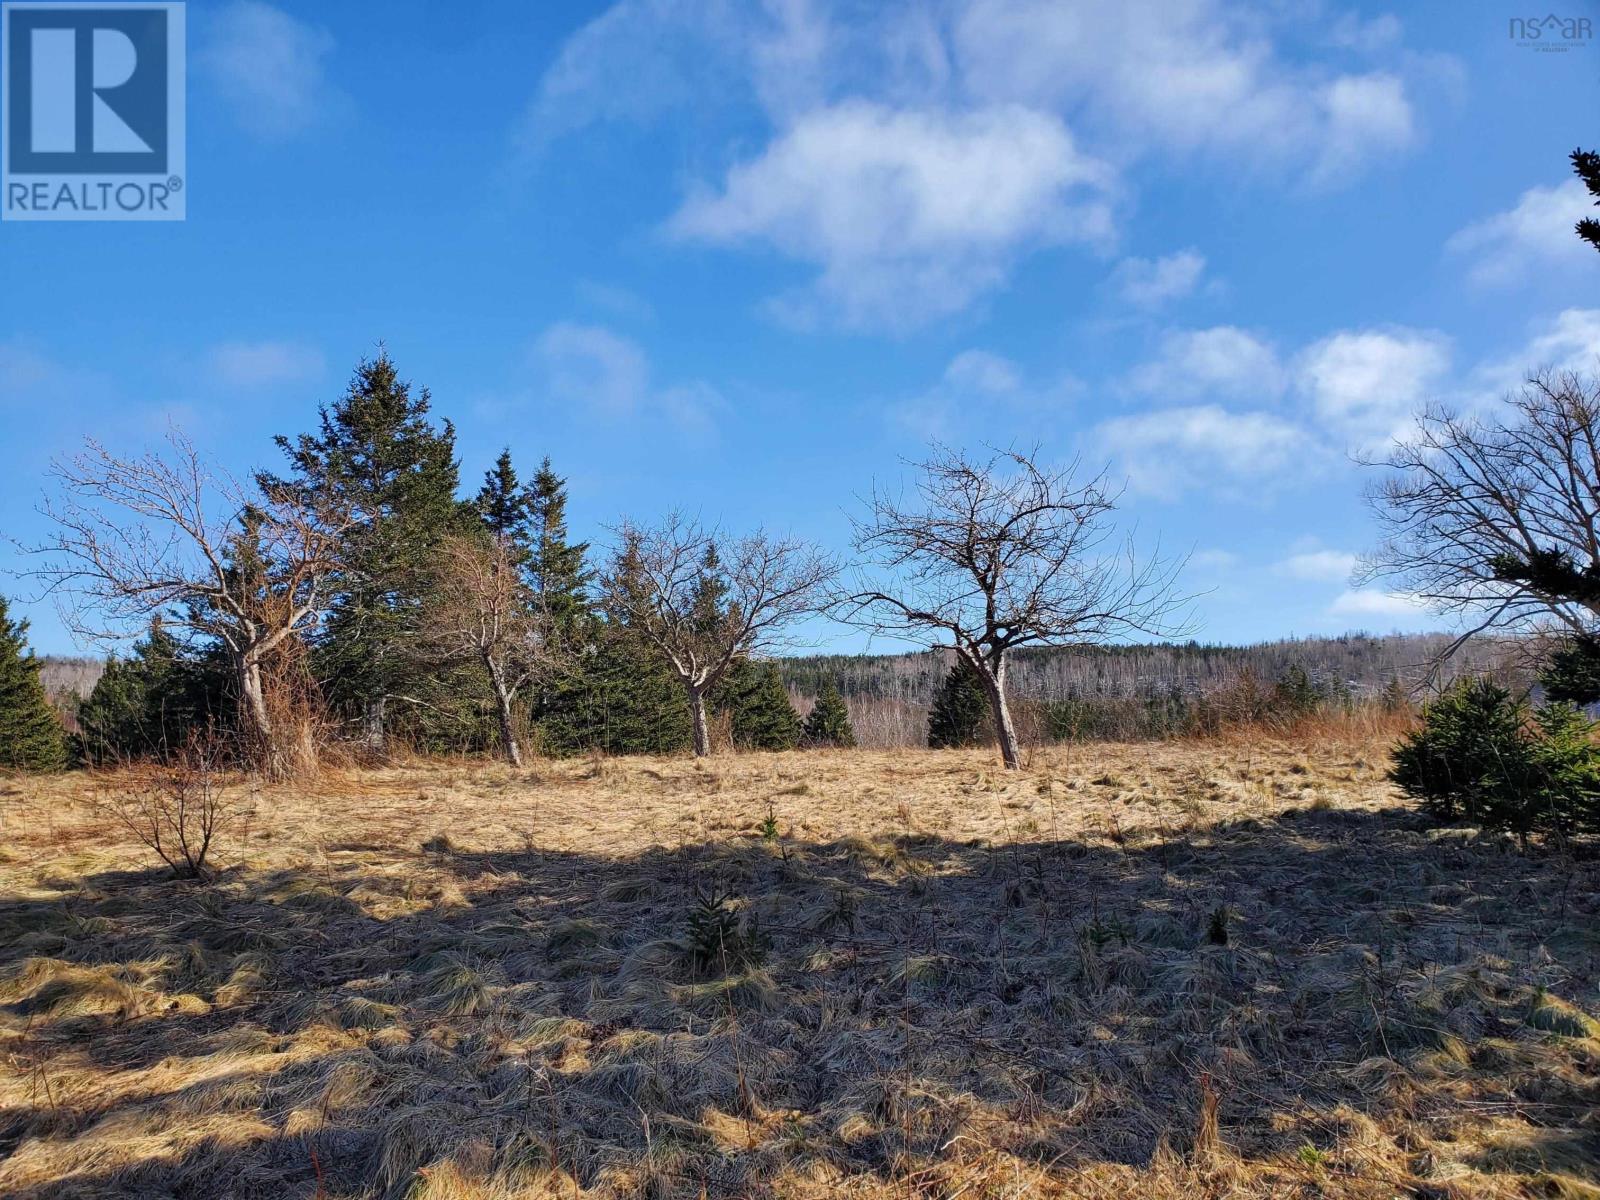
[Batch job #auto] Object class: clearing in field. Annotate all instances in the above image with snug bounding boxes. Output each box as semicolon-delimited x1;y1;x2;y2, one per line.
1;737;1597;1198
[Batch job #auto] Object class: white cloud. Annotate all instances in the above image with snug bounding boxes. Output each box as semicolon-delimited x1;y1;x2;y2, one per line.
1325;12;1404;53
533;323;651;415
1277;549;1357;583
890;349;1075;439
1094;404;1318;500
1294;328;1450;446
1312;73;1414;183
1190;548;1241;571
1328;588;1428;619
207;341;324;388
531;322;721;434
521;1;1442;331
952;0;1421;178
1123;326;1283;401
516;1;833;150
668;101;1116;331
199;2;338;140
942;349;1022;394
0;340;109;406
1109;249;1206;309
576;280;656;323
1468;308;1600;403
1447;180;1596;287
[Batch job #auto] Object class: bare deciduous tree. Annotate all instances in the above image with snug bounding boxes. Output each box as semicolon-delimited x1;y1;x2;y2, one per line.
1362;370;1600;660
599;513;836;757
838;444;1190;770
37;430;348;779
418;531;568;766
91;731;247;880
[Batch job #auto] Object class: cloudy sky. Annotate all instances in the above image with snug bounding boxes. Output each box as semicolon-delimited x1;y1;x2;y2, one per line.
2;0;1596;654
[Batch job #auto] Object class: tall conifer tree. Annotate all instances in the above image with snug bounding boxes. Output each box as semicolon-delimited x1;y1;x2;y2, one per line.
266;354;468;747
0;598;68;771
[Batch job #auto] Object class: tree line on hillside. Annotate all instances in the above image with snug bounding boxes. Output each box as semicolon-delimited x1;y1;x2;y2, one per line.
15;351;1197;779
780;633;1514;706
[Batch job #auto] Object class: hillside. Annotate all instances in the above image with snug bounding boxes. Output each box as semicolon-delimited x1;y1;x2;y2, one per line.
779;632;1514;706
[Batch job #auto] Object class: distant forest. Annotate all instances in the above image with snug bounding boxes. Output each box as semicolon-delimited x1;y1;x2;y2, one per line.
779;632;1518;706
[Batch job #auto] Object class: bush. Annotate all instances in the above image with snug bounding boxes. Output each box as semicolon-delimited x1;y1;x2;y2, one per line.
801;682;856;747
91;733;247;879
927;660;990;748
1390;678;1600;839
1540;634;1600;706
1528;702;1600;836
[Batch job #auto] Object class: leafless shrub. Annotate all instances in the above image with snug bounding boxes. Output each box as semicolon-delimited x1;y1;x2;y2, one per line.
92;733;246;880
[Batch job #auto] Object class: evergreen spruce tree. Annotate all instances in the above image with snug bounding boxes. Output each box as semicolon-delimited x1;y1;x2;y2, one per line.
266;354;475;749
1272;664;1320;720
536;627;692;755
76;619;218;763
475;449;533;553
714;659;801;751
802;681;856;747
536;521;688;756
1540;634;1600;706
527;457;592;636
1573;148;1600;253
77;655;143;763
0;598;68;771
927;659;990;749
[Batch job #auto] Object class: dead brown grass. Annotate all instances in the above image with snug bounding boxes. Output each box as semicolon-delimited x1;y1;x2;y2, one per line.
0;735;1597;1198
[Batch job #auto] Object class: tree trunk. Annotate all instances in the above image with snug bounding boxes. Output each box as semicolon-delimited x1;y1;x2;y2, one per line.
688;685;710;757
485;654;523;767
978;654;1022;771
236;653;289;781
363;696;387;754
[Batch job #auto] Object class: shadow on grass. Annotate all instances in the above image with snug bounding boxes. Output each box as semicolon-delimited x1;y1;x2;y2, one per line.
1;803;1597;1198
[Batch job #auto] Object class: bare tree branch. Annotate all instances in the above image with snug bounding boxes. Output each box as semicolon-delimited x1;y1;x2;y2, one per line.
598;512;838;756
1360;370;1600;665
32;428;350;778
836;443;1192;769
416;531;572;766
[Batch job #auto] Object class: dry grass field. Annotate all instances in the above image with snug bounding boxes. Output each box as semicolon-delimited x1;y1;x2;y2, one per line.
1;735;1597;1199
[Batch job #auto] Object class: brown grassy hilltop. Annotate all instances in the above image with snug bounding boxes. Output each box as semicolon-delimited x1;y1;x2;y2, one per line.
1;736;1597;1198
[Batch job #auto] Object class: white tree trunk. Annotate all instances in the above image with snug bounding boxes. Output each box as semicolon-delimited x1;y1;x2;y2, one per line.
485;654;523;767
363;695;387;754
237;652;300;781
688;685;710;757
978;653;1022;770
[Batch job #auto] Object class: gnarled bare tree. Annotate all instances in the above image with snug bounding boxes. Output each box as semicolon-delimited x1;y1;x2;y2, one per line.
417;531;569;767
37;430;348;779
1361;369;1600;662
838;444;1190;770
599;513;836;757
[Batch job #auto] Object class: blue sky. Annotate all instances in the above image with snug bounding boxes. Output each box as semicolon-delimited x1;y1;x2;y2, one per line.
2;0;1597;656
